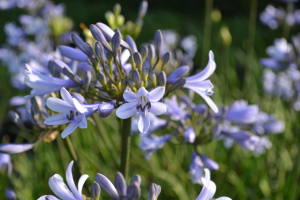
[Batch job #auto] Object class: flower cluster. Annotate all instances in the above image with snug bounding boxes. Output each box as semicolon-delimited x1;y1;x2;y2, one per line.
260;36;300;110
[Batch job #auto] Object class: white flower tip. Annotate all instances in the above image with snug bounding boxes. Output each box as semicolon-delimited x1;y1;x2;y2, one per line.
209;50;214;61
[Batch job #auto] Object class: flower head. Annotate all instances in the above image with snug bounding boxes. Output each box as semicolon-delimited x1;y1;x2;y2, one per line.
116;87;166;133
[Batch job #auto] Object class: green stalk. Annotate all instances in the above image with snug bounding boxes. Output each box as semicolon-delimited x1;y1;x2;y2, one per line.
120;117;132;180
64;136;84;176
201;0;213;66
283;2;293;39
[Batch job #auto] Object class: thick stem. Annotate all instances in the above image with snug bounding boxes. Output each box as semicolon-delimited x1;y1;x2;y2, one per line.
120;117;132;180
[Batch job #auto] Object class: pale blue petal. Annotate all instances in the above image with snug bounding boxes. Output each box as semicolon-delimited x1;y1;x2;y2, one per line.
168;65;189;78
78;174;89;196
188;87;218;113
138;111;150;134
73;98;87;113
184;79;214;90
136;87;149;97
149;102;166;116
47;98;75;113
61;122;80;138
60;87;73;104
79;116;87;128
58;46;88;62
49;174;76;200
0;143;33;154
66;161;83;200
44;114;70;125
96;173;119;200
116;101;138;119
147;87;165;102
123;90;138;102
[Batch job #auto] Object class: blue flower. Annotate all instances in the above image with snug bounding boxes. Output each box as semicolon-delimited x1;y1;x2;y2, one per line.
44;88;99;138
225;100;259;124
164;95;187;121
183;127;196;143
116;87;167;134
189;152;204;184
38;161;89;200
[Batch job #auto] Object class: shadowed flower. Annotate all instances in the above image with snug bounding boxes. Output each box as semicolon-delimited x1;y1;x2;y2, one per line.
0;153;12;176
225;100;259;124
0;143;33;154
24;64;78;98
139;134;172;160
38;161;89;200
116;87;166;134
44;87;100;138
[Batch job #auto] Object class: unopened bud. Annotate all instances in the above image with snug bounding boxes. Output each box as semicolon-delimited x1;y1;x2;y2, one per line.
83;71;92;92
121;78;127;91
8;111;25;129
138;1;148;19
95;42;105;67
125;35;137;53
63;67;80;83
147;183;161;200
130;175;141;187
161;52;171;71
194;104;208;116
148;70;157;87
127;183;141;200
113;3;121;15
71;34;94;58
220;26;232;47
140;46;148;61
112;30;121;57
90;24;112;52
114;172;126;198
167;78;186;93
158;71;166;87
106;51;113;64
91;181;101;200
154;30;162;57
127;78;135;90
98;100;116;117
133;52;142;72
148;44;155;67
132;69;141;85
142;67;149;81
105;11;115;28
98;71;107;87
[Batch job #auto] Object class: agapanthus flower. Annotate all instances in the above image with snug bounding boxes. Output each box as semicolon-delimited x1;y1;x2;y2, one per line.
225;100;259;124
168;51;218;113
44;87;101;138
131;113;167;135
189;152;204;184
139;134;172;160
196;168;231;200
116;87;166;133
164;95;188;120
38;161;89;200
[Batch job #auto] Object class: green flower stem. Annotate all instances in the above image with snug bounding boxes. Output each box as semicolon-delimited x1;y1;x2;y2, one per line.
120;117;132;180
201;0;213;66
64;136;84;176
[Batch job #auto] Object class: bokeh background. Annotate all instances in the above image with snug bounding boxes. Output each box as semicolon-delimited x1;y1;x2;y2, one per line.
0;0;300;199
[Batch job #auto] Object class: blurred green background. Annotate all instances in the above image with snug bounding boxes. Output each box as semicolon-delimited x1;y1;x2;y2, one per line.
1;0;300;199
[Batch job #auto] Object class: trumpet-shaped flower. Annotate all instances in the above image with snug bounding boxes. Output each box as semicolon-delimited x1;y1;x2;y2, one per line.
196;168;231;200
44;88;99;138
116;87;167;133
168;51;218;113
38;161;89;200
24;64;78;98
0;143;33;154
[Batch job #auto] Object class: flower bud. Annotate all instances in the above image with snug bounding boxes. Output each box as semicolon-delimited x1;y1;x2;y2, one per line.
8;111;25;129
147;183;161;200
90;24;112;52
211;124;222;140
200;154;219;171
63;67;80;83
140;46;148;61
114;172;127;198
161;52;171;71
98;71;107;87
98;100;116;118
127;78;136;92
158;71;166;87
106;51;114;64
138;1;148;19
112;29;121;57
167;78;186;93
83;71;92;92
105;11;115;27
91;181;101;200
130;175;141;187
148;44;155;67
132;69;141;85
142;67;149;81
154;30;162;57
95;41;106;67
133;52;142;72
148;70;157;87
127;183;141;200
183;127;196;143
71;34;94;58
121;78;127;91
194;104;208;116
125;35;137;53
113;3;121;15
